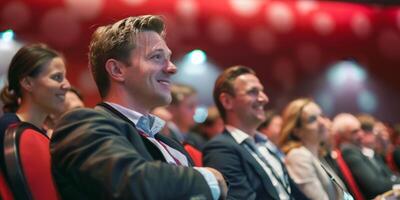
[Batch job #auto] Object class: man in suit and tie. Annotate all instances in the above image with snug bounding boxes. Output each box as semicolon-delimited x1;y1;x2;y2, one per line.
50;15;226;200
203;65;308;200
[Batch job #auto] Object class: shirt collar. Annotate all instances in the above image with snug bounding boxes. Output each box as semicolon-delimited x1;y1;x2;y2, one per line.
105;102;165;137
226;125;270;145
226;125;252;144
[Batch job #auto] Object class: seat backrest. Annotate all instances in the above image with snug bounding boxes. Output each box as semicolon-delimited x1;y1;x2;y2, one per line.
183;143;203;167
333;149;364;200
0;169;14;200
4;122;59;200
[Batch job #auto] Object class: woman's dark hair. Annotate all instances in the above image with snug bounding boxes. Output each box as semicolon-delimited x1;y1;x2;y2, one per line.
0;43;61;113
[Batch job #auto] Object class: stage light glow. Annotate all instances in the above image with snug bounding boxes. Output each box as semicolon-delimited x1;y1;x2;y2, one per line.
193;106;208;123
1;30;15;42
357;89;377;112
327;60;367;88
188;49;206;65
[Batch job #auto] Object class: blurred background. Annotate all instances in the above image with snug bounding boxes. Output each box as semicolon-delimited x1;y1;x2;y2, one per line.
1;0;400;123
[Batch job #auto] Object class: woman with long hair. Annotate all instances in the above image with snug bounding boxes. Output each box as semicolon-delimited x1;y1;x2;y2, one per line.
279;98;348;200
0;43;70;168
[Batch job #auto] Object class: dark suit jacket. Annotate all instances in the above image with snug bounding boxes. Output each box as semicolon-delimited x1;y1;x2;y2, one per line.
341;143;400;199
203;130;308;200
50;103;213;200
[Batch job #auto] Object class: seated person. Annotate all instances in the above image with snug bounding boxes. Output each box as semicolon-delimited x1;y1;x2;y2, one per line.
50;15;227;200
203;65;308;200
332;113;400;199
0;43;70;170
279;98;349;200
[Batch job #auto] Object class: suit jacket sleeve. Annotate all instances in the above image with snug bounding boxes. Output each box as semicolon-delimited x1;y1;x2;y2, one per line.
203;139;256;200
342;146;393;199
50;109;212;200
285;148;329;200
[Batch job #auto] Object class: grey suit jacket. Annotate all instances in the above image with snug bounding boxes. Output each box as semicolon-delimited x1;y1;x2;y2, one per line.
50;103;213;200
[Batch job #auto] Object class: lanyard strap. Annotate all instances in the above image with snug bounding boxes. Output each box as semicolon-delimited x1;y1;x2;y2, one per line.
242;140;292;198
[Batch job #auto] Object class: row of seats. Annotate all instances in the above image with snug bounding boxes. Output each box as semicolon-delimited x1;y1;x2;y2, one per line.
0;122;59;200
0;122;393;200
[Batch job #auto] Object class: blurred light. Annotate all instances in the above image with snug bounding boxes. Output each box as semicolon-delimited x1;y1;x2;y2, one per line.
357;89;377;112
187;49;206;65
1;30;15;42
193;106;208;123
327;60;367;88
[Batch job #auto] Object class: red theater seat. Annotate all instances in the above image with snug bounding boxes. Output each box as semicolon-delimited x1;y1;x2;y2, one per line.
3;122;59;200
0;170;13;200
333;149;364;200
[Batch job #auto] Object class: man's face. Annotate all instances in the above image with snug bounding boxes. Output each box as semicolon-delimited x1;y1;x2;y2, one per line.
230;74;269;127
174;94;198;129
124;31;176;109
345;121;363;146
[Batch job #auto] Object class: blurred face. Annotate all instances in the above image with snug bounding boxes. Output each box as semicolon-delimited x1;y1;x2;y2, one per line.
344;120;363;146
174;94;198;129
361;130;376;149
230;74;269;127
64;91;84;111
297;102;326;144
28;57;70;114
374;122;391;152
124;31;177;110
260;116;282;144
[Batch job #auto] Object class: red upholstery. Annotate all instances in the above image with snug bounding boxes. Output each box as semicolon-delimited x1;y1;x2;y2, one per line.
4;123;59;200
0;170;13;200
333;149;364;200
184;144;203;167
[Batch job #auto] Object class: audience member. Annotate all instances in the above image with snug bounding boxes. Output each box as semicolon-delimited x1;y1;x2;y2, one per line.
258;110;282;146
167;83;205;150
192;106;224;142
332;113;400;199
279;98;348;200
203;65;308;200
50;15;227;200
44;86;85;137
0;43;70;171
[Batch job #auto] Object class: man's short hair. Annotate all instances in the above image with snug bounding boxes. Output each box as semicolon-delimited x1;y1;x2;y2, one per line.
331;113;359;136
88;15;165;98
170;84;197;106
357;113;376;132
213;65;255;121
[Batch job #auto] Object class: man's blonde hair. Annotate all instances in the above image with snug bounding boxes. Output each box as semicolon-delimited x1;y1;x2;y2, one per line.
89;15;165;98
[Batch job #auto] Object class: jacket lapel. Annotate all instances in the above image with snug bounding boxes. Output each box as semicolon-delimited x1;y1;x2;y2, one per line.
96;103;167;162
223;131;280;199
96;103;193;165
156;134;195;166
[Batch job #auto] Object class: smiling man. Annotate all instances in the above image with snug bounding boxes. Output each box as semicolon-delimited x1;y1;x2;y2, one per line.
203;65;308;200
50;15;226;200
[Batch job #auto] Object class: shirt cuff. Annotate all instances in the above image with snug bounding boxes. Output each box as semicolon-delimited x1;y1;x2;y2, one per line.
194;167;221;200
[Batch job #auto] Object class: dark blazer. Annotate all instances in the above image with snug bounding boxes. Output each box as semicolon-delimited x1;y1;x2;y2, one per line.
203;130;308;200
50;103;213;200
341;143;400;199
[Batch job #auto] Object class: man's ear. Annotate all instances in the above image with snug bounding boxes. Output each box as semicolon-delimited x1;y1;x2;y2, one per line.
219;93;234;111
19;77;34;92
105;59;125;82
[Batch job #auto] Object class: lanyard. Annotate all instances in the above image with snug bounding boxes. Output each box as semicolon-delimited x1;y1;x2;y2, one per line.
242;139;292;198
